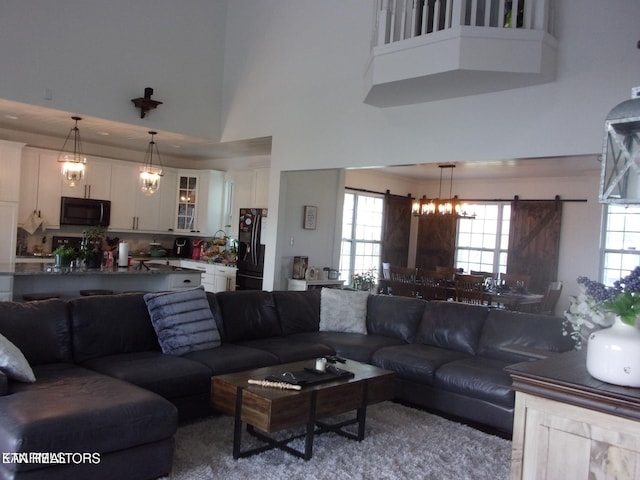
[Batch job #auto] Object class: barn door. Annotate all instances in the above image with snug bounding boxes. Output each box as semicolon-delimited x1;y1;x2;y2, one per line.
382;192;412;268
508;199;563;293
415;213;457;270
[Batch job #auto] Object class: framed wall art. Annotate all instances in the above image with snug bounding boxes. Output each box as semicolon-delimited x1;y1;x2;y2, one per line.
303;205;317;230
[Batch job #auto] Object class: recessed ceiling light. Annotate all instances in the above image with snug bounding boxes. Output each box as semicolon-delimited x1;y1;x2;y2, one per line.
95;131;110;136
171;144;182;149
3;114;18;120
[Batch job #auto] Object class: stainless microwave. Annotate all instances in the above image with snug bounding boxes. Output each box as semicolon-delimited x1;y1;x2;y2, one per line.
60;197;111;227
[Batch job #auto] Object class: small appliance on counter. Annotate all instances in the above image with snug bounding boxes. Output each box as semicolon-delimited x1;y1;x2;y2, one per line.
192;240;204;260
173;237;192;258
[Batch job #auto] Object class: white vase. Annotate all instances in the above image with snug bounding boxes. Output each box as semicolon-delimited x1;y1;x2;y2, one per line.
586;316;640;387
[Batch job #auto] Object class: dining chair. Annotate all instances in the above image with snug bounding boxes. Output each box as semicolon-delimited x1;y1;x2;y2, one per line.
389;266;417;297
417;270;450;301
435;266;462;282
538;281;563;315
500;272;531;291
454;274;486;304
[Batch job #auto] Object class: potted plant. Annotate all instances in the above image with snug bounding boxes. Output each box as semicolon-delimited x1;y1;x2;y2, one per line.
54;245;77;268
565;267;640;386
352;268;377;292
80;227;105;268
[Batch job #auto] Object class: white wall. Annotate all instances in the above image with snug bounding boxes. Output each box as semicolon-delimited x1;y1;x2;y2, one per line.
220;0;639;291
0;0;227;141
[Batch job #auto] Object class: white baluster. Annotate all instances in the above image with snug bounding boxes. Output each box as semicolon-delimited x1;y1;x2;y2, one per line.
410;0;418;38
498;0;506;28
484;0;492;26
433;0;441;31
378;0;390;45
450;0;463;28
400;0;407;40
470;0;478;26
389;0;397;42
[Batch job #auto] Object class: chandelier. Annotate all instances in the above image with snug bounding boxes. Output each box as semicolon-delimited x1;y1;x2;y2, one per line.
57;116;86;187
139;131;164;195
412;164;476;219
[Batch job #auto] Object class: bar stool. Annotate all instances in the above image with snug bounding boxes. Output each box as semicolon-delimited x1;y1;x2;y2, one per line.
79;289;114;296
22;293;61;302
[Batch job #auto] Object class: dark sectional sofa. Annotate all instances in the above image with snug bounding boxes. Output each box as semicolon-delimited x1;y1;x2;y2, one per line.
0;289;573;479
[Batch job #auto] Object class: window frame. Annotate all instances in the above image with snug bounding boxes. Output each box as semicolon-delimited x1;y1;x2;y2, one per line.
454;202;511;276
601;204;640;285
339;189;385;284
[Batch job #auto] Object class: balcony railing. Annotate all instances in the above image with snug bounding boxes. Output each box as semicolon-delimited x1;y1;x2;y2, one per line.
374;0;554;47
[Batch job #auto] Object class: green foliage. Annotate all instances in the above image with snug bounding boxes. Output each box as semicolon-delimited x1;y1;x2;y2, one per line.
603;291;640;326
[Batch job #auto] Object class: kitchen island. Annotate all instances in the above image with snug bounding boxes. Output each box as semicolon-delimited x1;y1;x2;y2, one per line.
3;262;202;301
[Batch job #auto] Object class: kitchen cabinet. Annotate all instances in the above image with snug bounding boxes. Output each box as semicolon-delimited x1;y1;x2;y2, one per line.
174;170;225;236
109;161;176;233
61;157;112;200
228;166;270;238
177;260;236;293
0;140;24;202
18;149;62;230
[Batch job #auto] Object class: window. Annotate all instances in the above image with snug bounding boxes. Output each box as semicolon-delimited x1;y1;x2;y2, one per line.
339;191;384;285
602;204;640;285
455;203;511;275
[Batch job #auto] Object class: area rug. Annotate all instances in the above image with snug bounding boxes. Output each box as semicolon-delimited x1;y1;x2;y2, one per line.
164;401;512;480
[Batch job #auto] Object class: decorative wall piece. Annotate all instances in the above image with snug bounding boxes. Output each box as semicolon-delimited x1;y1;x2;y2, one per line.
303;205;317;230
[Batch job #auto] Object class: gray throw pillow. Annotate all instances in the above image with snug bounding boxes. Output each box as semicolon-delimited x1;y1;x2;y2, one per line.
319;288;369;334
0;333;36;383
144;286;221;355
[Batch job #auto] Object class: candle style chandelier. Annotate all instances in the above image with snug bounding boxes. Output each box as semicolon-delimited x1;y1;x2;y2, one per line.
139;131;164;195
57;116;87;187
412;164;476;219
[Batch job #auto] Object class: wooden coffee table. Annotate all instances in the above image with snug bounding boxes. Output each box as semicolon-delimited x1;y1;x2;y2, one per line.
211;359;395;460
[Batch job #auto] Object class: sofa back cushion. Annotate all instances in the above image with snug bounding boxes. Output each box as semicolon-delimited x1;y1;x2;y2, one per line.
0;299;71;365
273;290;321;335
477;309;575;363
415;301;489;355
216;291;281;342
367;295;426;342
70;293;160;363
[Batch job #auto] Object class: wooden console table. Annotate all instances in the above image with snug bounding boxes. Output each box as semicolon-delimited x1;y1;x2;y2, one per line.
506;349;640;479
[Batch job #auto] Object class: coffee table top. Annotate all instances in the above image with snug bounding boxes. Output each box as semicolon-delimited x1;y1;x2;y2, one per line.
211;359;395;432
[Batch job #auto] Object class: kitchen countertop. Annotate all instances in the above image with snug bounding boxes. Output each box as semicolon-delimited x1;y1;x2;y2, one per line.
1;263;203;276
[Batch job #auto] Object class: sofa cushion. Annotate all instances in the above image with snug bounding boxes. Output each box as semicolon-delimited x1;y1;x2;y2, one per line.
273;289;321;335
371;344;469;384
237;336;335;363
0;364;176;473
289;331;403;364
216;291;281;342
367;295;425;342
144;286;221;355
415;301;489;355
477;309;575;363
80;351;213;399
320;288;369;334
0;299;71;365
70;293;160;363
434;357;515;407
183;344;280;375
0;333;35;383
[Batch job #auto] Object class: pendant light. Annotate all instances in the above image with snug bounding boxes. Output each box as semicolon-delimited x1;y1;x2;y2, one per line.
57;116;86;187
139;131;163;195
412;164;476;219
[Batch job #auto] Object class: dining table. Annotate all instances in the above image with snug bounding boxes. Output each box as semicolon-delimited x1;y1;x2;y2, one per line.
484;289;545;312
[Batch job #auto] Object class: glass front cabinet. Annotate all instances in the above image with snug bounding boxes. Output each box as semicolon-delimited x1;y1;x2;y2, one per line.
176;174;198;232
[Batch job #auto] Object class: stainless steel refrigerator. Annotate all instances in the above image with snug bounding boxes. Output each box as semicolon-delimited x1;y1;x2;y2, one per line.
236;208;266;290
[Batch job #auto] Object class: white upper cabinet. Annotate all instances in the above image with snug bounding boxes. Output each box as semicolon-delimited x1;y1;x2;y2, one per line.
18;149;62;230
174;170;225;237
109;161;177;233
61;158;112;200
0;140;24;202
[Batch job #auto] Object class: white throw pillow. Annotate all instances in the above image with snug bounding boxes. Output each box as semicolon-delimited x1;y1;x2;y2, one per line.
320;288;369;334
0;333;36;383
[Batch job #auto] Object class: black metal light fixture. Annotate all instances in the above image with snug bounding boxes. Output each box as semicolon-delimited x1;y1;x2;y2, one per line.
139;131;164;195
412;164;476;219
131;87;163;119
600;87;640;204
57;116;87;187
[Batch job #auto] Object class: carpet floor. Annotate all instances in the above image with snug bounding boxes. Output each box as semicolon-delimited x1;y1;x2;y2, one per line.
164;401;512;480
